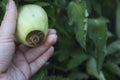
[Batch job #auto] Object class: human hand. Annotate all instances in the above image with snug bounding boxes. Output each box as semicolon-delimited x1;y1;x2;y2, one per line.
0;0;57;80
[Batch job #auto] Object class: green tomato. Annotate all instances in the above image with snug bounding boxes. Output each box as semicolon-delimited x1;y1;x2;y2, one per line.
16;4;48;47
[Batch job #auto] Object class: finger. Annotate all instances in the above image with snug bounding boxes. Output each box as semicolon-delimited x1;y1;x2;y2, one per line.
24;34;57;63
0;0;17;73
19;44;30;53
48;29;56;34
30;46;54;75
0;0;17;39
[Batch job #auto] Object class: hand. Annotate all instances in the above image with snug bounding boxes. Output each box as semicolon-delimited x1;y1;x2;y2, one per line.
0;0;57;80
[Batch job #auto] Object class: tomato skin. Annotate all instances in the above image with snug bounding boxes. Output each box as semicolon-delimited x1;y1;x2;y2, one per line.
16;4;48;47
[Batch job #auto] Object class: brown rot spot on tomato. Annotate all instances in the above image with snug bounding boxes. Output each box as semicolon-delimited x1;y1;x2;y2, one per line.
26;30;44;47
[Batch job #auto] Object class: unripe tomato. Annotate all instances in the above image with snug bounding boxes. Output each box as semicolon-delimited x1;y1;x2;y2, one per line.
16;4;48;47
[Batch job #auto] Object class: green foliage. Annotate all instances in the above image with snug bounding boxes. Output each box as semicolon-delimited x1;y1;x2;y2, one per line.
30;68;47;80
69;71;89;80
103;62;120;76
86;57;105;80
0;0;7;22
67;51;88;70
116;0;120;38
0;0;120;80
88;17;108;72
67;1;88;49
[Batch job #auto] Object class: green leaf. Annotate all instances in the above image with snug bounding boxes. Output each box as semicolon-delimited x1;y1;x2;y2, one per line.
86;57;106;80
98;72;106;80
0;0;7;11
47;76;71;80
67;1;88;49
35;2;50;7
67;53;88;70
0;0;7;23
106;40;120;56
88;17;108;51
57;50;71;62
104;71;118;80
69;71;88;80
86;57;99;78
108;53;120;64
103;62;120;76
88;17;108;72
57;34;77;50
54;0;66;8
45;5;57;23
30;68;47;80
91;0;102;16
116;1;120;38
86;0;92;14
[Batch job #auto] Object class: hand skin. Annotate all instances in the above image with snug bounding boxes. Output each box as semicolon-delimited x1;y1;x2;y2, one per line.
0;0;57;80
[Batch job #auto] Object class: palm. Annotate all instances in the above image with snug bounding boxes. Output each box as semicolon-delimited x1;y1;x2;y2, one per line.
0;29;56;80
7;49;32;80
0;44;31;80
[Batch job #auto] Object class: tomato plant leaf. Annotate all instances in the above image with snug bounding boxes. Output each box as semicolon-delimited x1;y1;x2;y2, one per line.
88;17;108;72
0;0;7;23
69;71;88;80
47;76;71;80
57;50;71;62
67;1;88;49
35;2;50;7
90;0;102;16
103;62;120;76
116;1;120;38
54;0;66;8
86;57;106;80
30;68;47;80
86;57;99;78
67;51;88;70
106;40;120;55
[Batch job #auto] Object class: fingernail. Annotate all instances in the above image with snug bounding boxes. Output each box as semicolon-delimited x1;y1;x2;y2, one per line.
52;29;57;33
52;34;57;39
50;46;54;51
49;34;57;41
49;29;57;34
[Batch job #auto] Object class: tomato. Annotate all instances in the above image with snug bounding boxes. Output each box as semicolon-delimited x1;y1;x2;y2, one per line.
16;4;48;47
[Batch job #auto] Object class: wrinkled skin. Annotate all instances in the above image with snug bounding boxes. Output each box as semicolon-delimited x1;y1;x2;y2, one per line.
0;0;57;80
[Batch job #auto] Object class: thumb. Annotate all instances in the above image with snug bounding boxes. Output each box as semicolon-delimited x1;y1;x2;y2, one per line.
0;0;17;73
0;0;17;39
